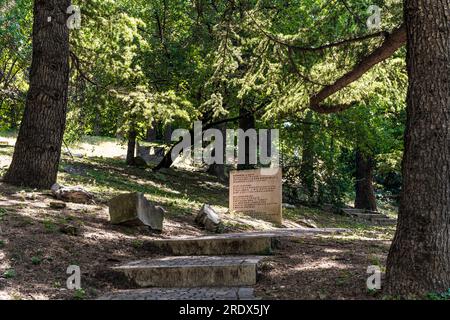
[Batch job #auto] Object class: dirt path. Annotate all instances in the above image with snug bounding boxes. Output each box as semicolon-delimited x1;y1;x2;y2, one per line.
255;237;390;300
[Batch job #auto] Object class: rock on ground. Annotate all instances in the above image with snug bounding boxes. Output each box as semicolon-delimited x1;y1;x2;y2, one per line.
195;204;222;233
51;183;93;204
108;192;165;231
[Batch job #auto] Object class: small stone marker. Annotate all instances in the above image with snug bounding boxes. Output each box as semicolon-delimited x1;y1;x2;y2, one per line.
229;169;282;224
108;192;165;231
195;204;222;233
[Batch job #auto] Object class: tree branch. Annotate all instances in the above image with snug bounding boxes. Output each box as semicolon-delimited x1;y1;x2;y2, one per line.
249;11;392;53
309;24;406;114
153;102;267;170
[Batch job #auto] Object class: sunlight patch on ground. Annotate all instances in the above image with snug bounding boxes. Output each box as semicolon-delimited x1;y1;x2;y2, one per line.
323;248;344;254
291;259;351;272
0;291;12;300
67;140;126;158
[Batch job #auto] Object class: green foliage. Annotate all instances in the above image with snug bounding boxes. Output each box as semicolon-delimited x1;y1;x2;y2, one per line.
42;219;57;233
2;0;406;208
31;256;42;266
3;268;16;279
73;288;86;300
426;289;450;301
0;207;8;220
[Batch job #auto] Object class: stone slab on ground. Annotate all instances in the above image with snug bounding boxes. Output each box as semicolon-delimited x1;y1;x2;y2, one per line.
145;228;347;256
342;208;380;215
109;192;164;231
113;256;264;288
341;208;396;225
97;287;257;300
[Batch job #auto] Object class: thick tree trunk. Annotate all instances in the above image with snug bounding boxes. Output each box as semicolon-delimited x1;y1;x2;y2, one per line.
163;124;173;143
300;112;315;200
385;0;450;296
354;150;377;211
126;129;137;166
207;123;227;181
3;0;71;189
237;105;256;170
136;124;157;160
146;122;157;141
93;111;101;136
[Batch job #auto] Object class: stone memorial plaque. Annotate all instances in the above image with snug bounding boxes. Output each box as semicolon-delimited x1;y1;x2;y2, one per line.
229;168;282;224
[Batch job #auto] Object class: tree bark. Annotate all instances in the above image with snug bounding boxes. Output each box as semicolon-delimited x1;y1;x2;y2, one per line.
300;112;315;200
207;123;227;181
146;122;157;141
354;150;377;212
237;105;256;170
163;124;173;143
308;25;406;114
3;0;71;189
126;129;137;166
385;0;450;296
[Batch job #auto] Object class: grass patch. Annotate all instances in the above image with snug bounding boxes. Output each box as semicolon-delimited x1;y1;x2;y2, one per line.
3;268;16;279
42;218;58;233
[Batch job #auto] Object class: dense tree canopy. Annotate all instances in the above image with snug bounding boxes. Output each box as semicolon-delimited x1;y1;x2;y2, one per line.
0;0;408;203
5;0;449;298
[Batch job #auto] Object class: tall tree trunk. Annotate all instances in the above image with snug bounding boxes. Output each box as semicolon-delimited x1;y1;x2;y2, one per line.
136;124;157;160
354;150;377;211
300;112;315;200
93;111;101;136
207;123;227;181
237;105;256;170
126;129;137;166
146;121;157;141
163;124;173;143
3;0;71;189
385;0;450;296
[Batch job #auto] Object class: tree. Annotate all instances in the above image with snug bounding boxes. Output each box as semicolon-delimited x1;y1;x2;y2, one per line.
385;0;450;296
299;111;316;201
354;150;377;211
3;0;71;188
126;127;137;166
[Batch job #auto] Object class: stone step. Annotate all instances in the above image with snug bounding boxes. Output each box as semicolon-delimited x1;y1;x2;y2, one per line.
342;208;380;215
98;287;257;300
113;256;264;288
352;213;390;219
371;218;397;226
344;211;397;224
145;228;346;256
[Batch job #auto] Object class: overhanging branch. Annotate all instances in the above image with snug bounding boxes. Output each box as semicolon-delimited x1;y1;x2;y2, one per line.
309;24;406;114
250;11;392;53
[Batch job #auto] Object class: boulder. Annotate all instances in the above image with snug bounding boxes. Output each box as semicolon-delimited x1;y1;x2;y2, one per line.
51;183;93;204
108;192;165;232
195;204;222;233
